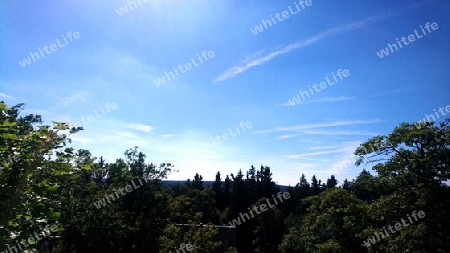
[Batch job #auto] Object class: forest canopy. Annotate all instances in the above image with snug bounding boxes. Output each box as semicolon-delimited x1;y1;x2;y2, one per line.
1;101;449;252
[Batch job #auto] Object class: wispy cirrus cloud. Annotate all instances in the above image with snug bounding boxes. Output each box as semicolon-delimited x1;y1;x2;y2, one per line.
285;148;349;159
255;119;383;134
55;91;90;107
326;154;358;175
277;134;301;139
303;130;379;136
309;146;339;150
128;123;154;133
0;93;16;99
213;4;422;83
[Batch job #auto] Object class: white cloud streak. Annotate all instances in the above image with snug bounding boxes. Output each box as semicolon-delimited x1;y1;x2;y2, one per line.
309;146;339;150
0;93;16;99
277;134;300;139
303;130;378;136
285;148;349;159
128;124;154;133
213;4;421;83
255;119;383;134
55;91;90;107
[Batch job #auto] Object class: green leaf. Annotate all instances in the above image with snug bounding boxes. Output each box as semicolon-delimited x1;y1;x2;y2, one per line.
49;211;61;219
0;133;19;140
47;185;60;192
81;164;91;171
15;214;32;220
52;122;69;130
0;102;8;110
8;220;18;226
0;120;17;127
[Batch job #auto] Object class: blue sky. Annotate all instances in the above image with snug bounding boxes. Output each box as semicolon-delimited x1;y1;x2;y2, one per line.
1;0;449;186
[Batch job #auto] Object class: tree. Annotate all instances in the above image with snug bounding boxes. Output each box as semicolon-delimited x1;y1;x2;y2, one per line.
310;175;320;195
212;171;224;210
243;165;259;205
279;188;368;252
355;119;450;251
252;198;286;253
258;166;277;198
188;173;204;191
159;214;222;253
0;102;81;252
342;178;352;191
347;169;393;203
57;147;174;252
295;173;310;198
326;175;338;189
223;175;231;208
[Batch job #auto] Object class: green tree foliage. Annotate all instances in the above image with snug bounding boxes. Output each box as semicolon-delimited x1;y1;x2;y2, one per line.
184;213;222;253
187;173;204;191
355;120;450;251
0;102;82;252
160;213;222;253
326;175;338;189
212;171;224;210
279;188;368;252
2;101;449;252
310;175;321;195
251;198;286;253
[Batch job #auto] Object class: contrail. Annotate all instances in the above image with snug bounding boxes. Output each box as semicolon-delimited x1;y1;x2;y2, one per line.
213;3;423;83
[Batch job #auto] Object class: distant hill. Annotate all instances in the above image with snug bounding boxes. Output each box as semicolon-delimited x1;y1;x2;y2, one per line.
162;180;289;191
